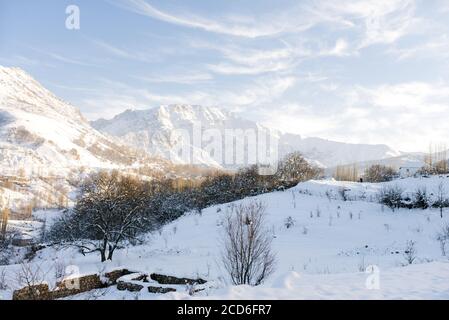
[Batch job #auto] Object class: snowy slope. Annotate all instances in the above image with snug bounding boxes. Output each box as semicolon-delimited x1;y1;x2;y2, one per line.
92;105;401;168
0;66;150;176
3;176;449;300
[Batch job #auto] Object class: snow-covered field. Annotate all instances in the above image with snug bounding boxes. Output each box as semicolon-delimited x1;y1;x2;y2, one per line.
2;176;449;300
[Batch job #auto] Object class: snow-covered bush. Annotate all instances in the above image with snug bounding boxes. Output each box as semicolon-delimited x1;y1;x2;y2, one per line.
221;201;276;286
412;187;430;210
378;185;404;211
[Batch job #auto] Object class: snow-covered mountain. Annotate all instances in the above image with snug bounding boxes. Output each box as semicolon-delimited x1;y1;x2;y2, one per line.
0;65;404;174
92;105;402;168
0;66;151;176
92;105;282;168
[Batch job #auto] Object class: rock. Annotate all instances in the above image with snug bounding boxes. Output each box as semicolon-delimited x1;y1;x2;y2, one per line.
150;273;207;285
104;269;133;285
148;286;176;294
117;281;144;292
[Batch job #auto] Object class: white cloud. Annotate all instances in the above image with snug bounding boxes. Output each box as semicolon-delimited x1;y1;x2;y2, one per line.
253;80;449;152
321;38;352;57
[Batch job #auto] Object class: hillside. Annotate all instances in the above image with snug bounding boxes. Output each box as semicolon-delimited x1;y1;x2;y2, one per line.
0;66;153;176
2;176;449;299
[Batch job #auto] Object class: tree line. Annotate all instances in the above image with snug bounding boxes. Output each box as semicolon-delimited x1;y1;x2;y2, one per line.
48;152;322;262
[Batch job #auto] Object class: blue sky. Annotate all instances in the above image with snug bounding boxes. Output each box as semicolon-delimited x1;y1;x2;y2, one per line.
1;0;449;152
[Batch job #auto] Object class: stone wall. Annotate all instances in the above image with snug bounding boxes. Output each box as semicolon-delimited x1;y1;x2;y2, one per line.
12;268;131;300
12;269;208;299
12;283;51;300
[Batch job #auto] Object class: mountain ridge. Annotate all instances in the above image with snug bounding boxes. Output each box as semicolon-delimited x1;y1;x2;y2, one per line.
92;104;402;168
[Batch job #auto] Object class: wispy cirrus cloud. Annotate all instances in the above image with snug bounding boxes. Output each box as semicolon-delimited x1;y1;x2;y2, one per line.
26;46;98;67
135;72;213;84
389;34;449;61
80;74;296;119
90;39;157;63
109;0;316;38
315;0;419;49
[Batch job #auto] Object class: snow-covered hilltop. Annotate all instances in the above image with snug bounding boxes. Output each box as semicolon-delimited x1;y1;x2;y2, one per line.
0;66;151;176
92;105;401;169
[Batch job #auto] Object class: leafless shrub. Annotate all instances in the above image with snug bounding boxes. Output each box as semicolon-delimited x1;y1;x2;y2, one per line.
437;224;449;257
15;262;47;299
338;187;349;201
302;226;308;235
315;206;321;218
54;260;66;282
284;216;295;229
221;201;276;286
0;268;8;290
403;240;417;265
434;182;449;218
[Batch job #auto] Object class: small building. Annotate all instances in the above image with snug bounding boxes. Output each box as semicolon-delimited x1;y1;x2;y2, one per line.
399;166;421;178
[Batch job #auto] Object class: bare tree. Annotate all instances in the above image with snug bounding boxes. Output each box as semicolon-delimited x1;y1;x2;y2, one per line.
221;201;276;286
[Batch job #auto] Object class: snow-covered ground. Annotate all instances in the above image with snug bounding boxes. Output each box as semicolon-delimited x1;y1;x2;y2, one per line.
2;176;449;300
